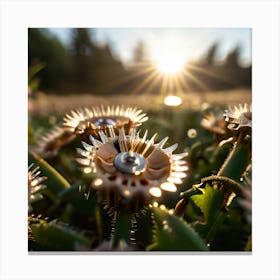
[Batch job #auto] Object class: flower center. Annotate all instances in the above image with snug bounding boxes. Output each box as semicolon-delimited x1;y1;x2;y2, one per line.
114;152;147;174
94;118;116;127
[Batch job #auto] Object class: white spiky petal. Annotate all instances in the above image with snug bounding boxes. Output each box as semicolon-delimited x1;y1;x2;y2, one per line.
28;164;47;212
76;128;188;210
36;126;76;157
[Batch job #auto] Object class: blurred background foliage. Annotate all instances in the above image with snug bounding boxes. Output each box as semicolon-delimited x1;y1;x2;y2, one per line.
28;28;251;94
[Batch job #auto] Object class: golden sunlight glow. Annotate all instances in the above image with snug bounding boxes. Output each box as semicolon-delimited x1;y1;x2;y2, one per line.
164;95;182;107
155;55;186;75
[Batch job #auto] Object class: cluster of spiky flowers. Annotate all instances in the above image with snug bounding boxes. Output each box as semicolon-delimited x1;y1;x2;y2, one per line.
224;103;252;135
77;127;188;214
35;105;148;157
201;103;252;143
33;104;188;215
63;105;148;142
28;164;47;213
200;103;252;149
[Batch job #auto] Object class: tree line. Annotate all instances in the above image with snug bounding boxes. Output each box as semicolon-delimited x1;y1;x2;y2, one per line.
28;28;251;94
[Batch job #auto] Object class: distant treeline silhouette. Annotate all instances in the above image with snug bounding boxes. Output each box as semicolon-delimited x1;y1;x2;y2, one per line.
28;28;251;95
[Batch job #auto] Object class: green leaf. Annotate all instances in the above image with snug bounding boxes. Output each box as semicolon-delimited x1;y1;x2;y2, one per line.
30;219;91;251
191;184;226;243
147;205;208;251
28;125;35;145
28;62;45;82
191;184;223;223
29;152;70;194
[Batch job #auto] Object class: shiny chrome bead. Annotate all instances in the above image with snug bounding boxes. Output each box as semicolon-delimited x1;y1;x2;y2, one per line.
114;152;146;174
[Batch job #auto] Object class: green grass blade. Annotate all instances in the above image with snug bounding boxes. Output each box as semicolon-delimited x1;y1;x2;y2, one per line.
29;152;70;194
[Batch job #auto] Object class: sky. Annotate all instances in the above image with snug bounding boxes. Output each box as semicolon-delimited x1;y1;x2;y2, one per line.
48;28;251;67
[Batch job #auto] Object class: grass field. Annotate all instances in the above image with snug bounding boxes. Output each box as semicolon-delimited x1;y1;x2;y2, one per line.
31;88;251;116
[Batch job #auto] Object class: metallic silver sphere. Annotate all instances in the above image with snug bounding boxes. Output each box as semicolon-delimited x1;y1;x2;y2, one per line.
114;152;147;174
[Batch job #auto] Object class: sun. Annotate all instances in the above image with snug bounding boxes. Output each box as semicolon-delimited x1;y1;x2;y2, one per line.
154;54;186;75
156;56;185;75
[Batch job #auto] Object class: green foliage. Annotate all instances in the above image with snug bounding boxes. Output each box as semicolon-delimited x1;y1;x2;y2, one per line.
147;205;208;251
191;184;223;223
30;219;91;251
191;184;226;244
28;28;72;90
28;62;45;92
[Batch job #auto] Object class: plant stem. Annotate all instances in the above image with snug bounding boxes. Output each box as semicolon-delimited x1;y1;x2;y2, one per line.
217;134;250;182
111;210;132;248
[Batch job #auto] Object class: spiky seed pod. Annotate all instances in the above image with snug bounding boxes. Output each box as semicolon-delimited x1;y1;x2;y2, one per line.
35;126;76;157
76;127;188;213
63;105;148;143
224;103;252;134
28;164;47;213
